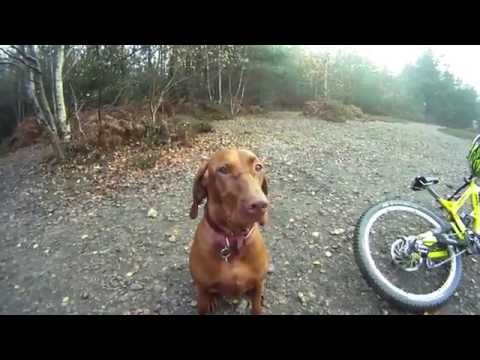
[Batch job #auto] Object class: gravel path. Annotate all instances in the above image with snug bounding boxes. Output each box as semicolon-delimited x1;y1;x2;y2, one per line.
1;112;479;315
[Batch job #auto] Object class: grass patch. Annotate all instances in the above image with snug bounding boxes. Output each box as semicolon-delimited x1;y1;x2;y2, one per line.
438;127;477;140
377;116;412;124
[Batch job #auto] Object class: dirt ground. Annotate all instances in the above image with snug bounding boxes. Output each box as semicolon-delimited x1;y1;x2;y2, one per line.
1;112;479;315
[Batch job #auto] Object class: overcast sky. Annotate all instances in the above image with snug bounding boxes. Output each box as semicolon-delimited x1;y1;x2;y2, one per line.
304;45;480;92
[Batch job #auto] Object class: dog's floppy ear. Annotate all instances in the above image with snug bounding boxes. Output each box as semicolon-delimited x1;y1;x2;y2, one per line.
261;175;268;196
189;160;209;219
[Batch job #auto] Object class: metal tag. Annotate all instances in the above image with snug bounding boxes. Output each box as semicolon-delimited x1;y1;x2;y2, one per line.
220;237;231;262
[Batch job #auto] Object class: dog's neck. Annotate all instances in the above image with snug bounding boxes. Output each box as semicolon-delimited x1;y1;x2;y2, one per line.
203;203;256;258
204;202;254;238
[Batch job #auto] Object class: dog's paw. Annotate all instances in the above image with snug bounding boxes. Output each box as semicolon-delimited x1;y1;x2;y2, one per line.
251;305;263;315
198;296;217;315
208;298;218;313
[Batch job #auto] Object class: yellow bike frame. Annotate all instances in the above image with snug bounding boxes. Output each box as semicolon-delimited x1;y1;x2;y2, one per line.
438;180;480;240
419;179;480;261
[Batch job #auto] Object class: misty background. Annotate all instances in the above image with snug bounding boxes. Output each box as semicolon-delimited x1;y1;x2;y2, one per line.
1;45;479;148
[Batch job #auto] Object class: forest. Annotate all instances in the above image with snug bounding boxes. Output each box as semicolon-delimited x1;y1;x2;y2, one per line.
0;45;479;159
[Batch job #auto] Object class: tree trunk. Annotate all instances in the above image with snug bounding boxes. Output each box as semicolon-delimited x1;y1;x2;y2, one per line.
235;67;244;98
29;49;58;137
159;117;170;145
149;92;170;144
205;45;213;103
228;71;233;115
47;128;65;160
160;45;165;77
228;66;245;116
25;66;45;128
15;80;22;124
15;98;21;124
323;57;329;99
149;61;159;126
28;63;64;159
157;45;162;77
150;100;159;126
96;46;103;145
54;45;69;140
97;87;103;143
148;45;167;127
241;76;247;101
218;46;222;105
111;83;128;106
36;75;58;134
50;55;58;122
147;45;152;68
69;83;85;140
13;45;64;159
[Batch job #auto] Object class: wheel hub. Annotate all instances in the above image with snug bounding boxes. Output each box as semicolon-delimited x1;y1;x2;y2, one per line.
390;237;423;271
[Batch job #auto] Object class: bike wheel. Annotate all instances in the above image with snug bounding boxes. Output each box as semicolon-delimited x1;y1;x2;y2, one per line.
354;200;463;312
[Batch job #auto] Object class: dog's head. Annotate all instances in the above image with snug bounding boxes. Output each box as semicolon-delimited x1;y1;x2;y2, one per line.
190;148;269;228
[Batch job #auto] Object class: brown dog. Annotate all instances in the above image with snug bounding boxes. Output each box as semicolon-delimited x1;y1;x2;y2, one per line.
189;148;270;315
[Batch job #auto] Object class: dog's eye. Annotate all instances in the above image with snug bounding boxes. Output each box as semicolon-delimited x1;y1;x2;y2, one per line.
218;166;229;175
255;164;263;172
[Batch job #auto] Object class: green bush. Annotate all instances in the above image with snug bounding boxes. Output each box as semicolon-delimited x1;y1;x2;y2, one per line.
192;103;231;121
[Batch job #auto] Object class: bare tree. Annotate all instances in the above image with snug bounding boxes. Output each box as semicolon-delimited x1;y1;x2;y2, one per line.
50;52;58;123
149;73;177;127
96;45;104;146
148;45;165;126
0;45;73;159
228;64;246;115
23;56;48;128
218;45;223;104
147;46;188;142
54;45;69;139
16;46;63;158
227;46;248;115
69;82;85;140
204;45;213;103
323;53;329;99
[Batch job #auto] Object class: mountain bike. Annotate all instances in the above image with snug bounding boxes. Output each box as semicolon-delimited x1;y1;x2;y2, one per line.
354;137;480;312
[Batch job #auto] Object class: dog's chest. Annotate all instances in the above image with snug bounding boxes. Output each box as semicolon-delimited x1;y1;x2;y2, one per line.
212;261;257;297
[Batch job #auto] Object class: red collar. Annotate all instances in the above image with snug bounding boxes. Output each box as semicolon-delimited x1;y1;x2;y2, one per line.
204;205;256;262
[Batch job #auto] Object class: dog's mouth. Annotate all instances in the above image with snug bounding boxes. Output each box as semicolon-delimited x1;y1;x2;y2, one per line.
254;211;267;226
216;199;268;231
236;208;268;228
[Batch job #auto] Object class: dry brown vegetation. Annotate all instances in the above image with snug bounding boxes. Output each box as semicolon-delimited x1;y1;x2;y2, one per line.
5;102;229;157
7;117;46;151
303;99;365;122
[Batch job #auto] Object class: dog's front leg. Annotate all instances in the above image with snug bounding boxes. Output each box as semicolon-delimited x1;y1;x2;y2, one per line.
197;285;217;315
249;281;264;315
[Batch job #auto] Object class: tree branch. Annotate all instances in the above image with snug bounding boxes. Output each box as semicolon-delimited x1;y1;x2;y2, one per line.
0;47;17;60
64;55;80;79
124;46;142;61
65;46;74;59
0;47;41;74
10;45;39;64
